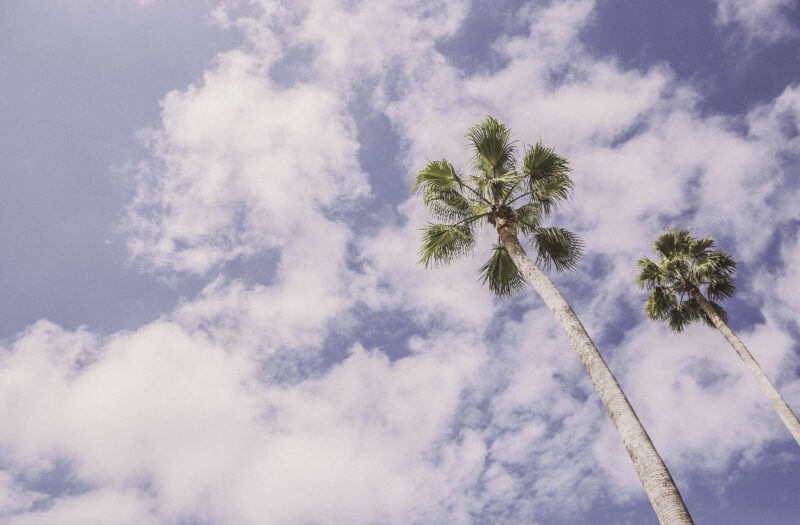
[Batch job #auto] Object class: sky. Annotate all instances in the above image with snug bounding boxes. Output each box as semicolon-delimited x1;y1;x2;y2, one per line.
1;0;799;523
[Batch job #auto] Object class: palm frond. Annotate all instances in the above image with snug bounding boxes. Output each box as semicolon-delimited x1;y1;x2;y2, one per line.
636;257;663;289
707;250;738;276
467;116;517;175
411;159;460;195
688;236;714;260
644;285;677;321
653;228;692;258
662;256;689;281
522;142;573;215
422;187;474;223
690;249;737;286
529;173;574;215
533;227;584;272
522;141;570;183
412;159;487;222
706;275;736;301
470;201;492;218
472;171;521;203
514;203;543;238
419;223;475;268
668;301;703;333
478;242;527;298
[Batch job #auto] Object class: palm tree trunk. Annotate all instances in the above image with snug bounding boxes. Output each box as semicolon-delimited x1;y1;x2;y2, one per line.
691;288;800;446
496;221;693;525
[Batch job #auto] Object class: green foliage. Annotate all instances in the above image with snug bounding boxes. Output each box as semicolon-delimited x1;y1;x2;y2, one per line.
412;160;480;222
523;141;570;182
644;285;677;320
423;187;473;223
513;203;543;238
534;227;584;272
636;258;662;289
637;228;738;332
419;223;475;268
667;301;702;332
522;142;573;214
467;116;517;175
478;243;527;298
411;159;460;194
411;115;584;298
653;228;692;259
706;277;736;302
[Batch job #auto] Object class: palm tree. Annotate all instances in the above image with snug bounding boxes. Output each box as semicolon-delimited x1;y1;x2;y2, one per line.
413;116;693;524
637;228;800;446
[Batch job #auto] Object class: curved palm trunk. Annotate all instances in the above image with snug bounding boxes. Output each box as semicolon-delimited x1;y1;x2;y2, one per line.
497;221;693;525
691;288;800;446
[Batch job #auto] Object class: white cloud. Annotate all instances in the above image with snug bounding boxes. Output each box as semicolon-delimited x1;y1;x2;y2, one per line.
747;83;800;153
715;0;798;44
0;320;490;524
126;49;368;275
614;321;798;467
257;0;467;79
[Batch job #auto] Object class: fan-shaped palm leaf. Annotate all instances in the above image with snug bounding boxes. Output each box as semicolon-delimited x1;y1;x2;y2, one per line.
522;142;573;214
644;285;677;321
706;276;736;301
467;116;517;174
514;203;543;238
534;227;584;272
478;243;527;298
636;257;662;289
411;159;461;194
419;223;475;268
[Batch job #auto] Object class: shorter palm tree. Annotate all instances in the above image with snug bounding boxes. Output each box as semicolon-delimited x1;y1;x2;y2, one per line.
637;228;800;446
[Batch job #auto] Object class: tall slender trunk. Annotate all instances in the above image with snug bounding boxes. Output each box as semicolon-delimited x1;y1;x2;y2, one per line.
691;288;800;446
496;221;693;525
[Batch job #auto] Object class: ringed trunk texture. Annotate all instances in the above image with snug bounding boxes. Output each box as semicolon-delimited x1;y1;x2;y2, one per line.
691;288;800;446
497;221;693;525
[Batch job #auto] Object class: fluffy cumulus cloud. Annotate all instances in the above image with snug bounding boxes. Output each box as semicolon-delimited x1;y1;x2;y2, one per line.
0;321;490;524
4;0;800;523
126;49;368;274
748;84;800;154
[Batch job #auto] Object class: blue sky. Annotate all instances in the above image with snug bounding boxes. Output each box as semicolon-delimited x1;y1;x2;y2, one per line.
1;1;799;523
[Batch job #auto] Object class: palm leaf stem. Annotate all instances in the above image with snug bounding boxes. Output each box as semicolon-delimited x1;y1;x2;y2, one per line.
504;190;534;207
500;178;525;204
458;179;494;206
450;213;489;227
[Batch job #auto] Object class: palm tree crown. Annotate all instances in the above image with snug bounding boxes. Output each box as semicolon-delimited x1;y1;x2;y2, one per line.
412;116;583;296
637;228;738;332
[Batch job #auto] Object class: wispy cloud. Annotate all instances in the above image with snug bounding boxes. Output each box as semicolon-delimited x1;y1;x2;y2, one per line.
715;0;798;45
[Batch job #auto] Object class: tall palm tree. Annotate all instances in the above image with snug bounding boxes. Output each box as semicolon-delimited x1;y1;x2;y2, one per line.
413;116;693;524
637;228;800;446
